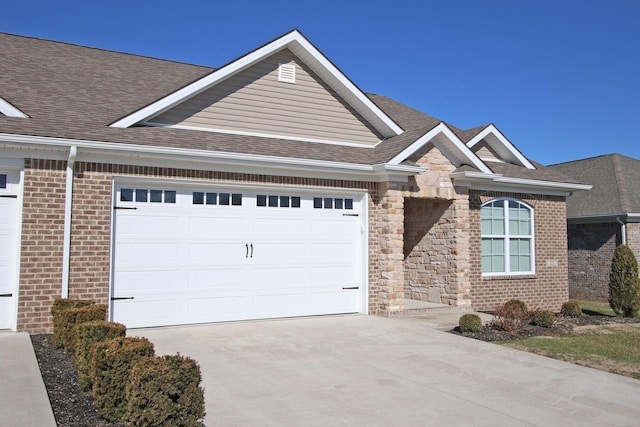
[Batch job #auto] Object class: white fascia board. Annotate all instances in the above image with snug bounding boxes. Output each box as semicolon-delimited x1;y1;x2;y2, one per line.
110;30;403;138
0;133;420;182
451;170;592;196
388;123;492;174
466;125;535;170
0;97;28;118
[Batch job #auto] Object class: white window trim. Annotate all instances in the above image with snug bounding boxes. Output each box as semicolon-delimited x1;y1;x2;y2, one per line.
481;198;535;276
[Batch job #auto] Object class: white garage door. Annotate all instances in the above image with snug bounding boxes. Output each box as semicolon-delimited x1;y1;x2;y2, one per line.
0;169;19;330
111;184;364;328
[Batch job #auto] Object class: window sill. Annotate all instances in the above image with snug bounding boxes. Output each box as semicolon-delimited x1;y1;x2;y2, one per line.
482;274;537;281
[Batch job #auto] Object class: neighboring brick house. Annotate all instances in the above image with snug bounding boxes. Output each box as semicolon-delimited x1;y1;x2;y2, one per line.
549;154;640;301
0;30;589;333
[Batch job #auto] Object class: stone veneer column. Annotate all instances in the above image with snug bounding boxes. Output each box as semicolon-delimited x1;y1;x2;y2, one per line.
449;193;472;307
378;183;405;313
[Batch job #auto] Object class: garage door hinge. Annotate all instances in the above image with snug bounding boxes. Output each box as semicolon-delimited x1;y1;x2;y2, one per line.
342;213;359;217
113;206;137;210
0;195;17;198
342;286;359;290
0;293;12;297
111;296;135;300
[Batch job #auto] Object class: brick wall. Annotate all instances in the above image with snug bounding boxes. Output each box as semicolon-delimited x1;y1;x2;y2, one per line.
567;222;620;301
469;191;569;312
17;160;66;333
18;160;380;332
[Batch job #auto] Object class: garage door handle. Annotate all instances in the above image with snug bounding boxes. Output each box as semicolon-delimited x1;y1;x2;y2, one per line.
111;296;135;301
246;243;254;258
0;293;12;297
342;287;359;290
250;243;253;258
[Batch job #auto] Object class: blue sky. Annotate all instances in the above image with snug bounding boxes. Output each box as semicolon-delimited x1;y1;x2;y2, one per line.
2;0;638;165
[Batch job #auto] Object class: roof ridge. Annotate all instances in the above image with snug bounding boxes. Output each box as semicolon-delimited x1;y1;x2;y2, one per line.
612;153;632;213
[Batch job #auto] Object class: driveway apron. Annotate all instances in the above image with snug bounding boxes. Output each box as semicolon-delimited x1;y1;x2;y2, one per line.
134;315;640;427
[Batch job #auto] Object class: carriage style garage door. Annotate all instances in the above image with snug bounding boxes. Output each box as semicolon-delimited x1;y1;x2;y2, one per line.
111;183;364;328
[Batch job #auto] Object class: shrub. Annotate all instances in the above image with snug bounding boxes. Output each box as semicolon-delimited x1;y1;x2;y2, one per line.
561;301;582;318
531;310;556;328
92;336;155;422
51;299;95;348
75;321;127;390
492;299;529;333
458;313;483;333
124;354;206;427
609;244;640;318
54;303;107;352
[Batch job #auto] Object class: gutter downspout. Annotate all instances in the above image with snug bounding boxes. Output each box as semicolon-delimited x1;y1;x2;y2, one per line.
61;146;77;299
616;216;627;245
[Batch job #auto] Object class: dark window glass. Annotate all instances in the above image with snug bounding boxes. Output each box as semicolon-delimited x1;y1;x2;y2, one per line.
193;192;204;205
292;197;301;208
120;188;133;202
345;199;353;210
280;196;290;208
232;194;242;206
136;189;148;203
0;174;6;189
334;198;343;209
206;192;217;205
314;197;322;209
268;195;278;207
150;190;163;203
219;193;230;205
164;191;176;204
324;198;333;209
257;195;267;207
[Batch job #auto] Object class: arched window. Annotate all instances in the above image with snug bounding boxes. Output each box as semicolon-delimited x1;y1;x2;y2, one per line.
481;199;534;274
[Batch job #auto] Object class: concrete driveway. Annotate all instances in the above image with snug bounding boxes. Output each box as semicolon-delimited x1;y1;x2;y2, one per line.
134;315;640;426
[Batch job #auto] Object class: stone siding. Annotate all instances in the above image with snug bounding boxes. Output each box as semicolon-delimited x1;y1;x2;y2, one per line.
469;191;569;312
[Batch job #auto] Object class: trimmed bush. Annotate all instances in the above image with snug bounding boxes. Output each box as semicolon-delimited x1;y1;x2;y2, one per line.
609;244;640;318
54;303;107;352
51;299;95;348
124;354;206;427
75;321;127;390
561;301;582;318
92;336;155;422
492;299;529;333
458;313;483;333
532;310;556;328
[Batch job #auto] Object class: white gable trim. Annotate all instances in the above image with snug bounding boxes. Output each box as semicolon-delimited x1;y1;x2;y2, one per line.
110;30;403;138
0;97;28;118
388;123;492;174
466;125;535;170
451;170;592;196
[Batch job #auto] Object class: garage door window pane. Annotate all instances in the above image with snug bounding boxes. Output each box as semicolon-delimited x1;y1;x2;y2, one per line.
164;191;176;204
219;193;230;205
257;195;267;206
268;195;278;207
345;199;353;210
0;174;6;189
193;192;204;205
120;189;133;202
232;194;242;206
314;197;322;208
292;197;301;208
324;198;333;209
334;198;343;209
136;189;148;203
150;190;163;203
280;196;290;207
206;192;217;205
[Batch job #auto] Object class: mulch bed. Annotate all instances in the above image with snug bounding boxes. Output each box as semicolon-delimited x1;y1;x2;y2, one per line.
30;334;125;427
451;313;640;342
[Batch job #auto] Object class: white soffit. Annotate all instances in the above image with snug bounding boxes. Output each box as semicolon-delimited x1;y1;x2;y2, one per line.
388;123;492;174
466;125;535;170
0;97;28;118
110;30;403;138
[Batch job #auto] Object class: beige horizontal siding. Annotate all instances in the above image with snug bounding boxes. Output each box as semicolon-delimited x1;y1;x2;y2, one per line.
152;49;383;146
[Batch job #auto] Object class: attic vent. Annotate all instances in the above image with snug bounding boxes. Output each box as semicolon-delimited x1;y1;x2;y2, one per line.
278;64;296;83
